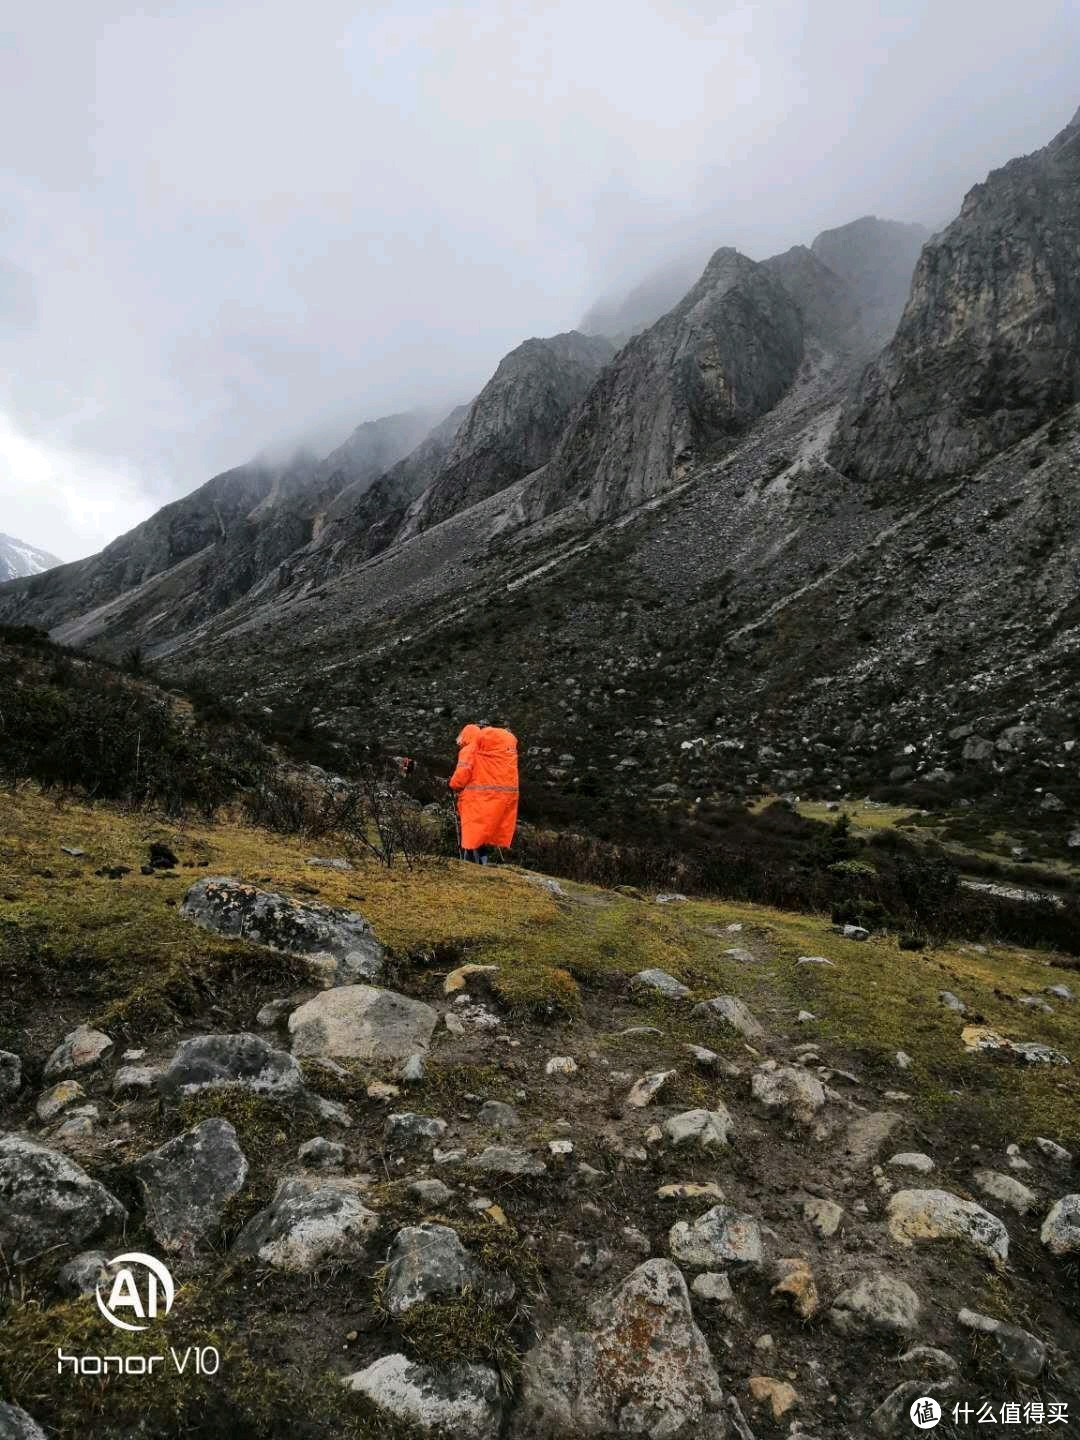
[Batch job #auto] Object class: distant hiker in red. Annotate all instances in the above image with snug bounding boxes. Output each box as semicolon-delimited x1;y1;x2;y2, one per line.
449;724;519;864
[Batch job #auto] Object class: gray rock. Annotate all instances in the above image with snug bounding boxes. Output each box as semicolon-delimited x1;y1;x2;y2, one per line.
514;1258;728;1437
887;1189;1009;1265
626;1070;676;1107
1040;1193;1080;1256
887;1152;935;1174
662;1107;735;1151
690;1271;734;1305
896;1346;958;1374
803;1197;844;1237
0;1051;21;1100
181;876;384;984
256;998;293;1027
36;1080;86;1122
305;856;353;871
160;1032;303;1099
692;995;764;1039
344;1354;502;1440
840;924;870;940
632;969;690;999
467;1146;546;1177
971;1169;1037;1214
938;991;966;1013
399;1053;426;1083
869;1379;958;1437
383;1113;448;1151
383;1221;515;1315
298;1136;345;1169
132;1118;248;1253
957;1308;1046;1380
0;1134;126;1263
841;1111;904;1166
724;948;761;965
751;1065;826;1125
55;1249;109;1298
669;1204;764;1269
409;1178;453;1206
288;985;437;1061
233;1176;378;1271
42;1024;113;1079
1034;1137;1072;1164
830;1271;921;1335
1046;984;1074;1001
0;1404;48;1440
112;1064;161;1096
477;1100;520;1131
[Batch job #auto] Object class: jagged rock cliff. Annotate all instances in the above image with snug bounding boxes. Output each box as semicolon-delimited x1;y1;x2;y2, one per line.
531;249;804;521
833;115;1080;487
761;245;863;354
0;534;60;583
396;332;614;539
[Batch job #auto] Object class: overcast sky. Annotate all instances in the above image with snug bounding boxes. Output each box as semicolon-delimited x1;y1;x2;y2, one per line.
1;1;1077;562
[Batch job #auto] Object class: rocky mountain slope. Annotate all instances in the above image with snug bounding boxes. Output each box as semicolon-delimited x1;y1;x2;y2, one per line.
1;788;1079;1439
0;534;61;582
833;114;1080;487
0;111;1077;852
0;409;436;649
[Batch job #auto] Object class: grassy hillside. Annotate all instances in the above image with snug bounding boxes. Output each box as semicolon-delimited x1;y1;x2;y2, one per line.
2;788;1078;1436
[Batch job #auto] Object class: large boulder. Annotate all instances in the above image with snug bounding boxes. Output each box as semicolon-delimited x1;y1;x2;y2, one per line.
0;1134;125;1263
181;877;384;984
159;1033;303;1099
957;1308;1046;1380
382;1222;514;1315
132;1118;248;1253
344;1354;502;1440
513;1258;728;1438
232;1176;378;1271
288;985;438;1061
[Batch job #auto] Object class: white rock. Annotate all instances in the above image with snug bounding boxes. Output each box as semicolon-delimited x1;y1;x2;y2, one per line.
972;1169;1037;1214
545;1056;578;1077
344;1354;501;1440
887;1152;935;1174
669;1205;764;1268
662;1107;734;1151
288;985;437;1060
626;1070;676;1107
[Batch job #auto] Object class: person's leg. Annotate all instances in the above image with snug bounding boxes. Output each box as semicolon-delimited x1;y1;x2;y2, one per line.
478;846;489;865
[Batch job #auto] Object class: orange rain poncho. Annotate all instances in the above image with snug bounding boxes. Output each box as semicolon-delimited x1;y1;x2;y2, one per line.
449;724;520;850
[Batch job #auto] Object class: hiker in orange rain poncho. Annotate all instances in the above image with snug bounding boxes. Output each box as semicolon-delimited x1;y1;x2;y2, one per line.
448;724;519;864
